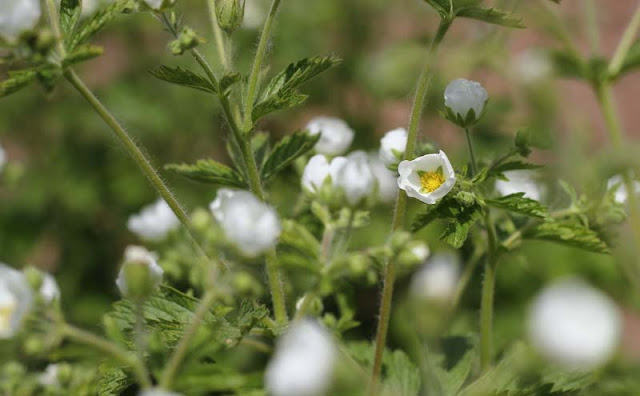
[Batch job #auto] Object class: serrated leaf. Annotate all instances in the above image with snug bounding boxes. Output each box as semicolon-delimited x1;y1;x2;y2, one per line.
457;6;525;28
69;0;132;50
219;71;241;96
252;91;309;122
63;44;104;67
150;65;217;94
261;131;320;180
60;0;82;39
489;160;542;179
440;203;483;248
523;221;610;254
166;159;246;188
0;69;39;98
98;367;132;396
487;193;548;218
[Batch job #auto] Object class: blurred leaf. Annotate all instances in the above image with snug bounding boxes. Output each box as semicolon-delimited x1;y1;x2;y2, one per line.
411;205;440;232
173;364;263;395
98;367;131;396
252;92;309;121
60;0;82;39
616;39;640;79
523;220;610;254
69;0;133;50
63;44;104;67
486;193;548;218
166;159;247;188
489;160;542;179
550;50;587;80
150;65;217;94
0;69;39;98
457;7;524;28
434;336;476;396
261;131;320;181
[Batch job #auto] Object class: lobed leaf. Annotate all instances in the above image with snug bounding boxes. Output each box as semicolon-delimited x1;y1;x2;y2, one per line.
251;92;308;122
63;44;104;67
68;0;133;50
456;6;525;28
150;65;218;94
523;220;611;254
166;159;247;188
60;0;82;39
0;69;39;98
260;131;320;181
486;193;548;218
440;203;483;248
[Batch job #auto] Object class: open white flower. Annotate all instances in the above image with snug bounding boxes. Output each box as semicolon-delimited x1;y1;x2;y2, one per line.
444;78;488;124
127;199;180;241
0;0;41;42
369;155;398;203
495;170;544;201
265;319;336;396
379;128;408;167
410;252;460;303
138;389;184;396
0;263;33;339
528;278;621;370
116;246;163;298
607;175;640;205
397;150;456;204
210;189;281;257
306;116;355;156
331;151;375;206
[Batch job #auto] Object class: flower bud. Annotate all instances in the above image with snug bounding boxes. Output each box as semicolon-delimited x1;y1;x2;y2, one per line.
0;0;41;42
116;246;163;300
295;295;323;316
265;319;336;396
127;199;180;241
379;128;407;168
306;117;355;156
301;154;331;194
397;241;430;268
444;78;488;127
169;27;204;55
607;174;640;205
409;252;460;303
0;263;33;339
210;189;281;257
215;0;245;34
389;231;411;252
528;278;621;370
330;151;376;207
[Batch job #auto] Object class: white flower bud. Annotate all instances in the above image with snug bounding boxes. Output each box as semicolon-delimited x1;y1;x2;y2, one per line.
368;155;398;203
116;246;163;299
39;272;60;303
302;154;331;194
0;0;41;42
306;116;355;156
397;150;456;205
331;151;376;206
210;189;281;257
265;319;336;396
379;128;407;167
444;78;488;125
409;252;460;303
495;170;544;201
528;278;621;370
127;199;180;241
0;263;33;339
607;175;640;205
138;389;184;396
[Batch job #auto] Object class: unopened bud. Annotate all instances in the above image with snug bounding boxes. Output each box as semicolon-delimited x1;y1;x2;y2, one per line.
216;0;245;34
116;246;163;301
170;27;204;55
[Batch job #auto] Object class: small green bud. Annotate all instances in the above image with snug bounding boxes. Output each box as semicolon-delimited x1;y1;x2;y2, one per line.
169;27;204;55
233;272;261;295
390;231;411;252
116;246;163;301
215;0;245;34
455;191;476;207
3;362;25;377
397;241;430;268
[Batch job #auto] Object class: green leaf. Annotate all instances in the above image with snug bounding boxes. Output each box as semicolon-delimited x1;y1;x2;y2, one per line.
218;71;241;96
433;336;476;396
261;131;320;181
150;65;217;94
456;6;524;28
523;220;611;254
550;49;588;80
616;39;640;79
63;44;104;67
410;205;440;232
166;159;247;188
440;203;483;248
489;160;542;179
98;367;132;396
0;69;39;98
252;55;341;121
60;0;82;39
486;193;548;218
69;0;132;50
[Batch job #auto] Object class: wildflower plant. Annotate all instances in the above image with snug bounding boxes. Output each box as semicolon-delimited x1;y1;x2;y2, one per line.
1;0;640;395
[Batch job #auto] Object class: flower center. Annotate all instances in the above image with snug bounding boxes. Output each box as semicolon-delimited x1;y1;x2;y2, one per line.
419;169;445;193
0;302;16;333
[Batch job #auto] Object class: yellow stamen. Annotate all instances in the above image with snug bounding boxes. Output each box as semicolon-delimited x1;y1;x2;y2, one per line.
420;171;445;193
0;304;16;332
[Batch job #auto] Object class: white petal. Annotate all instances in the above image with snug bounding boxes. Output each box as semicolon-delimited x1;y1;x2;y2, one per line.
0;263;32;339
379;128;408;166
306;116;355;156
302;154;330;193
410;252;461;302
127;199;180;241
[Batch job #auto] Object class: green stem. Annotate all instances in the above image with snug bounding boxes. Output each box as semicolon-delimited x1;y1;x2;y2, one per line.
464;128;478;176
160;289;217;389
242;0;282;133
62;324;151;388
583;0;600;55
369;18;451;394
207;0;232;71
64;70;214;266
608;4;640;77
266;250;288;326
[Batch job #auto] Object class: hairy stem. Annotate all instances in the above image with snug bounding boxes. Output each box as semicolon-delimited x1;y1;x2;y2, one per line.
62;324;151;388
207;0;232;71
369;18;451;393
160;289;217;389
242;0;283;133
464;128;478;176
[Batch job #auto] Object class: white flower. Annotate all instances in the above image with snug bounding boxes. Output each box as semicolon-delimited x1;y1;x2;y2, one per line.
495;170;543;201
116;246;163;297
0;143;5;172
331;151;375;206
301;154;331;193
306;117;355;156
369;155;398;203
513;49;552;84
397;150;456;205
528;278;621;370
0;0;41;42
0;263;33;339
39;364;60;387
379;128;408;167
265;319;336;396
40;272;60;303
210;189;281;257
410;252;460;303
138;389;184;396
127;199;180;241
607;175;640;205
444;78;488;121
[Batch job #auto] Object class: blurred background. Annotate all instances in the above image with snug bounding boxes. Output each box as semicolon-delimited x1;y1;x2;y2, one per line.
1;0;639;360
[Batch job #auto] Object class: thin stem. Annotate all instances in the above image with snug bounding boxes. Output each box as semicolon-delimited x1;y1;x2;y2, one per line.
584;0;601;55
609;3;640;77
62;324;151;388
45;0;66;59
160;289;217;389
369;18;452;394
64;70;215;266
266;250;288;326
207;0;232;71
242;0;283;133
464;128;478;176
